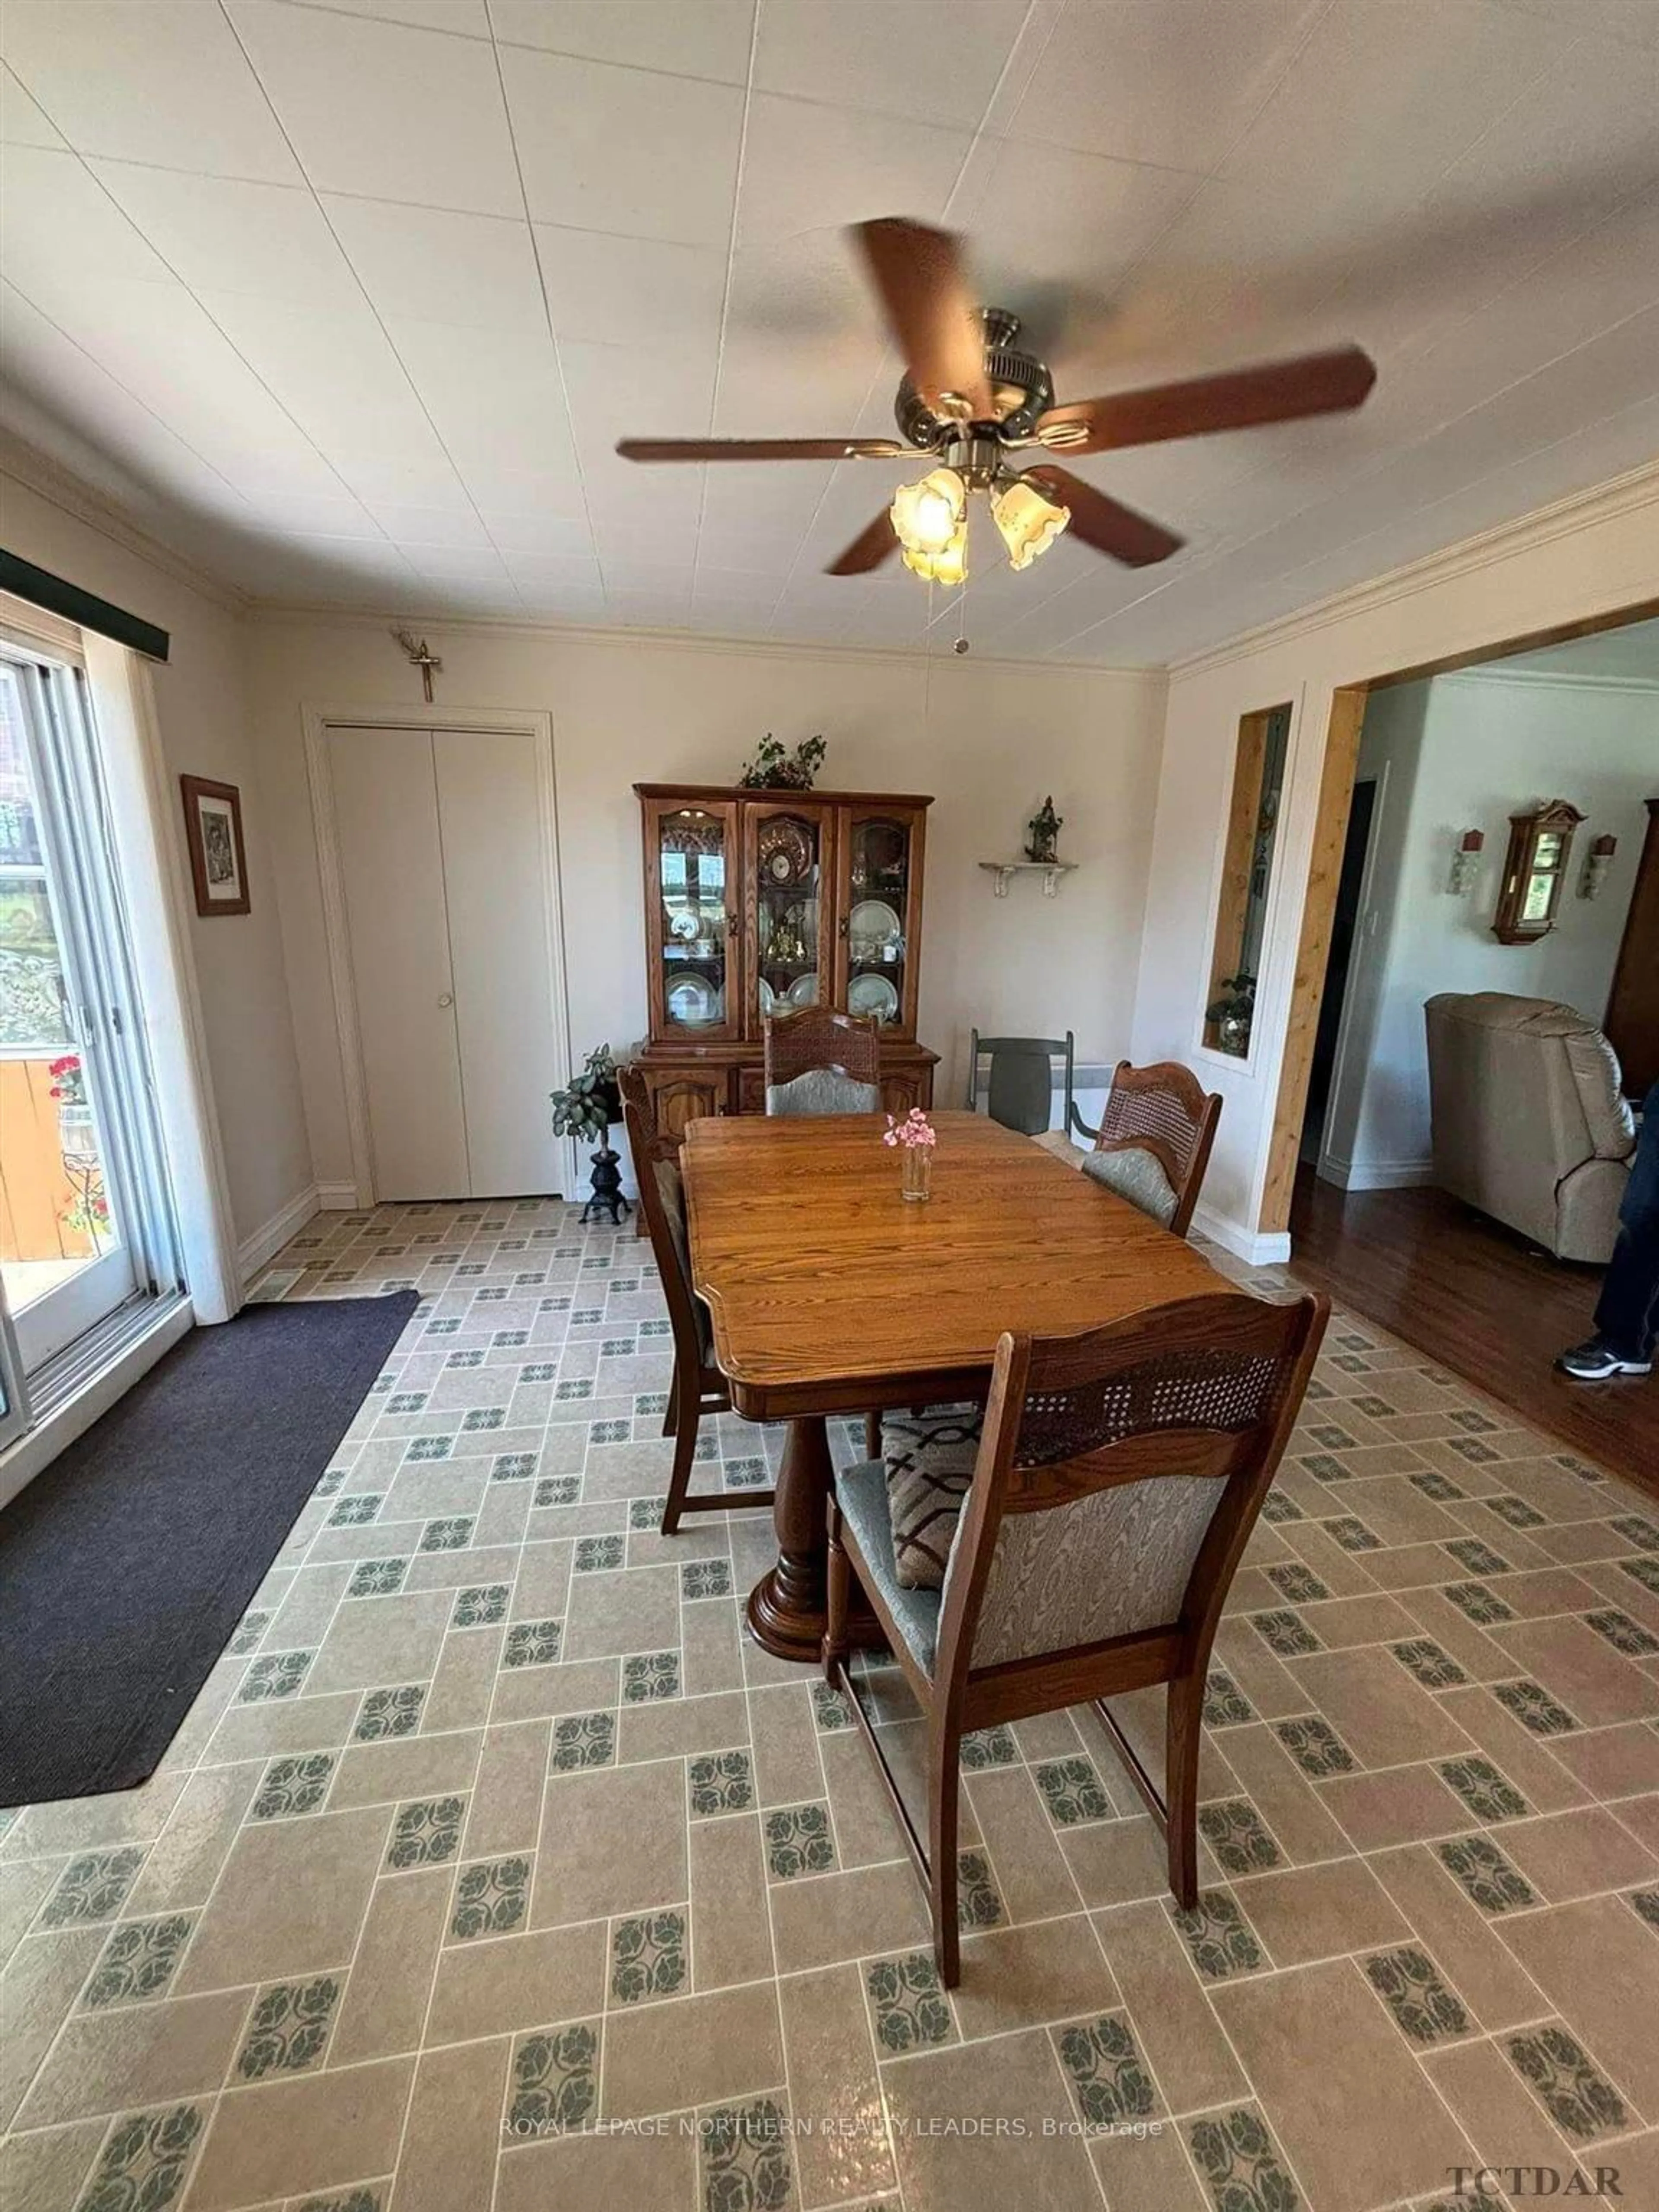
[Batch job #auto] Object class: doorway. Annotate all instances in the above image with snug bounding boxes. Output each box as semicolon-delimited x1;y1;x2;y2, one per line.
1299;776;1378;1169
0;643;178;1394
312;715;569;1204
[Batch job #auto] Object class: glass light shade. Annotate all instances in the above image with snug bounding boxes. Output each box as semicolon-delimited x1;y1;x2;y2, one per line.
890;467;966;556
992;475;1070;570
900;514;968;586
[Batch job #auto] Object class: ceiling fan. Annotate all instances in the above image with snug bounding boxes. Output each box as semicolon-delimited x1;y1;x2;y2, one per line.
616;217;1377;586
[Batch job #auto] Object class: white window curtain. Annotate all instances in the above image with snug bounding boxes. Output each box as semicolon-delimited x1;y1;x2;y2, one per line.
80;632;241;1323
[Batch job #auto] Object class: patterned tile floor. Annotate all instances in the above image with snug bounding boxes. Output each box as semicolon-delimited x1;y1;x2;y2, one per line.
3;1197;1658;2212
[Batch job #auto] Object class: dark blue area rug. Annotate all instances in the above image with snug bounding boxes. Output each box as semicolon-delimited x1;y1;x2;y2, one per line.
0;1292;417;1807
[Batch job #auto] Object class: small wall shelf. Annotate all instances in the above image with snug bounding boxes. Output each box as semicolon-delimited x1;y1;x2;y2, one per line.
979;860;1079;899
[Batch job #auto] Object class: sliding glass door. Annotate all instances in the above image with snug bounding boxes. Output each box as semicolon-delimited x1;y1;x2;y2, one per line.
0;646;174;1393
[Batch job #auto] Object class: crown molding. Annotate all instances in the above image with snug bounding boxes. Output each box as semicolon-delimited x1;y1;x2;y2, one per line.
247;598;1167;684
1440;664;1659;695
0;430;251;618
1168;457;1659;681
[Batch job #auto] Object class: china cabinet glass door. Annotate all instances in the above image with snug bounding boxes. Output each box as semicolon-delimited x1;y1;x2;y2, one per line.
834;805;923;1036
647;799;740;1042
745;802;834;1036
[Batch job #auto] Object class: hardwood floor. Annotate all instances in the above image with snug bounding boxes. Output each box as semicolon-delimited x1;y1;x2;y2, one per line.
1288;1166;1657;1503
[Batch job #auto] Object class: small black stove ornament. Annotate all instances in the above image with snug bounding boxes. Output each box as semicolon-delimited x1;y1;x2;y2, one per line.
1025;796;1063;864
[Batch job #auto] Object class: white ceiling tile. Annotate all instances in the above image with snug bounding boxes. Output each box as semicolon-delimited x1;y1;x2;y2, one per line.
501;46;743;243
1007;0;1326;174
753;0;1029;130
0;148;174;293
0;62;67;149
491;0;754;82
363;502;496;547
476;509;594;556
387;315;583;482
502;551;604;594
201;288;441;456
532;226;728;351
226;0;522;214
88;165;363;309
1;0;301;181
734;93;970;251
293;0;489;33
329;451;475;507
324;198;547;333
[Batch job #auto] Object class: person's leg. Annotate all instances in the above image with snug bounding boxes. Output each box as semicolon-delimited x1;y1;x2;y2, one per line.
1562;1088;1659;1376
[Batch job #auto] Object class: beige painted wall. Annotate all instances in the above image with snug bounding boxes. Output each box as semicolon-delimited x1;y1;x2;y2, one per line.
0;465;312;1250
245;618;1168;1195
1130;464;1659;1255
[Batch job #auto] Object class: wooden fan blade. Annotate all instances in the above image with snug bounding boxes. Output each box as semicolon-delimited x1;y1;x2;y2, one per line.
617;437;907;462
852;218;992;421
826;511;899;575
1036;345;1376;456
1024;466;1182;568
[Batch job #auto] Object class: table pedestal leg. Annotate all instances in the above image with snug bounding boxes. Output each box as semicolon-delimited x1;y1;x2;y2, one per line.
746;1414;883;1663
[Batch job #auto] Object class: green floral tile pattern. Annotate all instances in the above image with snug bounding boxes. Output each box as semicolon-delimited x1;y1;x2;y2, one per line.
1584;1607;1659;1657
238;1649;314;1703
420;1516;474;1552
610;1908;687;2003
1363;1946;1469;2044
699;2095;792;2212
1628;1890;1659;1935
1251;1609;1321;1657
1260;1489;1303;1524
506;2022;598;2138
75;2103;203;2212
1169;1891;1264;1980
236;1974;342;2078
535;1476;581;1508
451;1583;509;1629
1439;1755;1528;1823
1392;1639;1468;1690
1611;1515;1659;1549
1274;1715;1357;1779
346;1556;408;1599
1505;2025;1628;2139
867;1950;954;2053
623;1649;680;1702
387;1796;466;1869
573;1535;624;1572
1493;1679;1579;1735
1620;1554;1659;1596
765;1802;836;1880
1266;1562;1330;1604
1034;1756;1112;1826
1444;1581;1515;1626
449;1856;531;1941
1323;1516;1381;1553
355;1684;426;1741
957;1849;1003;1930
82;1915;195;2009
690;1749;754;1816
1445;1538;1510;1578
682;1559;733;1599
504;1618;564;1669
227;1610;271;1655
1203;1667;1256;1727
1198;1799;1284;1875
551;1711;615;1771
252;1752;335;1820
959;1722;1019;1768
1437;1835;1537;1914
810;1682;853;1733
1487;1494;1546;1530
38;1848;146;1929
1056;2012;1158;2126
1187;2104;1301;2212
1411;1470;1465;1502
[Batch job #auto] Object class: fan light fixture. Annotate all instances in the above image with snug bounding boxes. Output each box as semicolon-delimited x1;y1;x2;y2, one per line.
992;474;1071;570
890;467;965;556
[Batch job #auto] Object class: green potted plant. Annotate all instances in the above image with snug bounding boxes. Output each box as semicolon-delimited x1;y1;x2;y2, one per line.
551;1044;630;1225
1205;974;1256;1056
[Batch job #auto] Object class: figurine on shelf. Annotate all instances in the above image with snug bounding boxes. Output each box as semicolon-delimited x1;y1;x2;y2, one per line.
1025;796;1063;864
740;733;827;791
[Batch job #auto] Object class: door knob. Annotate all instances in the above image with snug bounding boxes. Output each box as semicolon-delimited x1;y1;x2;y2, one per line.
437;992;454;1007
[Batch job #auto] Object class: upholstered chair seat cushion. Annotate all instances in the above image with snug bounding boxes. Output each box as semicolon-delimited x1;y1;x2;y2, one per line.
834;1459;942;1674
1082;1141;1179;1228
882;1407;982;1588
765;1069;882;1116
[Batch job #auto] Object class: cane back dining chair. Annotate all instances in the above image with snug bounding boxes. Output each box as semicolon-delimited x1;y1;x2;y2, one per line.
966;1029;1091;1141
763;1007;882;1116
1074;1058;1223;1239
824;1287;1328;1984
621;1090;775;1536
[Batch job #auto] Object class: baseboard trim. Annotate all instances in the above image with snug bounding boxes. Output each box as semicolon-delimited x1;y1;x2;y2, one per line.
1318;1155;1437;1192
317;1181;360;1211
1192;1204;1293;1268
238;1184;322;1284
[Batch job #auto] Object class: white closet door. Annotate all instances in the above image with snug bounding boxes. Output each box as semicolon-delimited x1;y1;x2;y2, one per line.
434;728;561;1198
328;725;470;1201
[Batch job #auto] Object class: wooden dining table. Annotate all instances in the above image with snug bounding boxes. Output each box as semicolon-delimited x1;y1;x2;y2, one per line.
682;1109;1227;1663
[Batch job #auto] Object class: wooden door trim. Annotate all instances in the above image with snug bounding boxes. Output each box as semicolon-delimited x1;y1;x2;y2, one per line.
303;703;571;1206
1259;685;1370;1236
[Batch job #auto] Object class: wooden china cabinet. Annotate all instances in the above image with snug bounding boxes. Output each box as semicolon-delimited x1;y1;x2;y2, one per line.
632;783;938;1133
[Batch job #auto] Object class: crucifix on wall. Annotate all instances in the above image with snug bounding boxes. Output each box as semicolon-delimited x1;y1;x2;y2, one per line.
390;626;443;702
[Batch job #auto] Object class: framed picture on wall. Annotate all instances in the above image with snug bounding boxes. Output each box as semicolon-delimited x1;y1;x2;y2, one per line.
180;774;250;916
